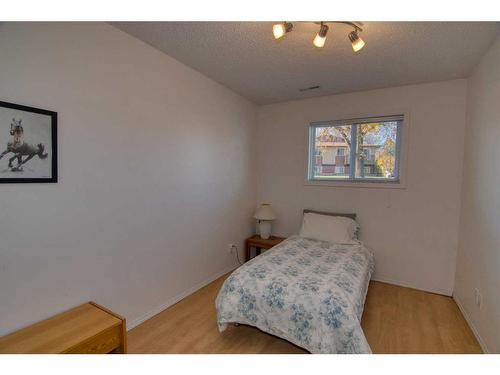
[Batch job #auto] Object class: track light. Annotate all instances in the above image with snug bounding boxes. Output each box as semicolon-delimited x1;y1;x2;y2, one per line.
313;23;329;48
348;30;365;52
273;22;293;40
272;21;365;53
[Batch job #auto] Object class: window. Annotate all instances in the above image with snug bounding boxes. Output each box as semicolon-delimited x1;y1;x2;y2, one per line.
308;115;403;183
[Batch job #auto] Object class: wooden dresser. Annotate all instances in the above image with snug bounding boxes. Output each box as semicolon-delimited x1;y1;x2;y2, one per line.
0;302;127;354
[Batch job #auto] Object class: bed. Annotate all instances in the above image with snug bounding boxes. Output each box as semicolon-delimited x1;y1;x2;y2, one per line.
215;210;375;354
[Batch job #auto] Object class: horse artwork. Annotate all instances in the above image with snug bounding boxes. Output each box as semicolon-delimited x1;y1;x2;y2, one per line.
0;118;49;172
0;101;57;183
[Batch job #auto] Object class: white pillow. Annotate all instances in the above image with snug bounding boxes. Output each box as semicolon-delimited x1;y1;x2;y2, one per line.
299;212;358;244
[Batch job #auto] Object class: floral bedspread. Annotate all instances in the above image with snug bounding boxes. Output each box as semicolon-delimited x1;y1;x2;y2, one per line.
215;235;375;354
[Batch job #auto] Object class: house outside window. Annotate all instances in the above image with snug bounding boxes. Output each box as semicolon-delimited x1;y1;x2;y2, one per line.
308;115;404;184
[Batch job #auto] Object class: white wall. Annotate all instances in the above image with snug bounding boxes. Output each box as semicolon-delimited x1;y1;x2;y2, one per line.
454;36;500;353
257;80;467;296
0;22;257;335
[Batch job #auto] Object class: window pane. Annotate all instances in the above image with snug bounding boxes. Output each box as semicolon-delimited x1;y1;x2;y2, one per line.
355;121;399;180
312;125;351;180
308;116;402;183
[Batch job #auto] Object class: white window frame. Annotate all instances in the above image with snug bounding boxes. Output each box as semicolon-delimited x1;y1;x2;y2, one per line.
305;113;408;189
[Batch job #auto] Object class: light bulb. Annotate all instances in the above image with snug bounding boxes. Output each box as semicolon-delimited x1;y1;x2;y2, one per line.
349;31;365;52
313;23;329;49
352;37;365;52
273;22;293;40
273;24;286;39
313;33;326;48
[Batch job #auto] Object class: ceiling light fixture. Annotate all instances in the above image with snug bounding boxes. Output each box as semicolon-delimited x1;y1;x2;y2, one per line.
272;22;293;40
313;22;329;48
348;30;365;52
272;21;365;53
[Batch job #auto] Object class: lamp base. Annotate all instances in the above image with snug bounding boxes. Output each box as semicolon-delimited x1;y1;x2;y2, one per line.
258;220;272;239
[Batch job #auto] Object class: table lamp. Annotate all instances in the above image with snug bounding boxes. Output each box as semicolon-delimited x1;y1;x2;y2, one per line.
253;204;276;239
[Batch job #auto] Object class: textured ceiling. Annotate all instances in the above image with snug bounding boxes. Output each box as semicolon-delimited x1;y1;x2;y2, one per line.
112;22;500;104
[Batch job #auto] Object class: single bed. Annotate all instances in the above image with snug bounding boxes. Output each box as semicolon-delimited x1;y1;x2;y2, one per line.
215;210;375;354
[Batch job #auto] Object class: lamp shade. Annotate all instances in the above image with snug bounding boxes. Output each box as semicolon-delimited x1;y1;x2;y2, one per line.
253;204;276;221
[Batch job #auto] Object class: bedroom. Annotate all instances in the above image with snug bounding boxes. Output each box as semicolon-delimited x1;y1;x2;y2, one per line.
0;0;499;373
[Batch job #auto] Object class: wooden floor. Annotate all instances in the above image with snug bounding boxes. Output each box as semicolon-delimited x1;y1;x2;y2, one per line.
128;274;482;354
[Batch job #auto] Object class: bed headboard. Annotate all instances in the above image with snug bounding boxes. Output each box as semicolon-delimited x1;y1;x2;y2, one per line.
303;209;356;220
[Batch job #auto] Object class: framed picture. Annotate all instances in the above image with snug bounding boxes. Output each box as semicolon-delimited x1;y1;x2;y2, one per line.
0;100;57;183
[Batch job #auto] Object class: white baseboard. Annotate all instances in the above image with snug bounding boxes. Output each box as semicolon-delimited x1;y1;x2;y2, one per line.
126;263;239;331
453;294;489;353
371;276;452;296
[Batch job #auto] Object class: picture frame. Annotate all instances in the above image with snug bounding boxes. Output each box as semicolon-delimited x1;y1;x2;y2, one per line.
0;100;57;183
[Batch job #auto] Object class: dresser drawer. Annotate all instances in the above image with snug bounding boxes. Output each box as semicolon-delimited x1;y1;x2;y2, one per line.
65;325;122;354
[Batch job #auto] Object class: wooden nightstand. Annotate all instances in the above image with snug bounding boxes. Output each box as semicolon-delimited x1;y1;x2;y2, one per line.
245;235;286;262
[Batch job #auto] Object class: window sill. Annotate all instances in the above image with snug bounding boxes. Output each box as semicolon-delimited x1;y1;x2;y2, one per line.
304;178;406;189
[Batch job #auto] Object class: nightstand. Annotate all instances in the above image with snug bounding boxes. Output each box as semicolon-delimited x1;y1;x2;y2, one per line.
245;235;286;262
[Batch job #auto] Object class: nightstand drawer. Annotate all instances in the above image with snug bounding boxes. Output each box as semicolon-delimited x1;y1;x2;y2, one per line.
66;325;121;354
